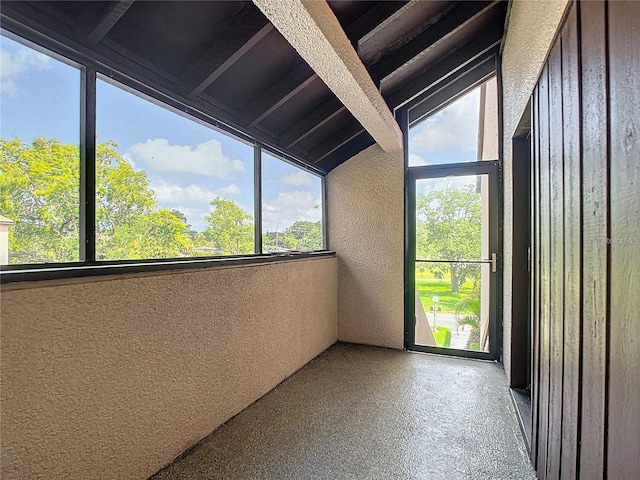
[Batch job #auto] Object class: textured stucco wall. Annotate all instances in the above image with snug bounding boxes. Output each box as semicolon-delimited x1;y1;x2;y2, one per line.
501;0;569;379
0;257;337;480
327;144;404;349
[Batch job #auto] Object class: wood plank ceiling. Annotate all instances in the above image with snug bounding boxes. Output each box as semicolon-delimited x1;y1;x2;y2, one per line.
0;0;507;172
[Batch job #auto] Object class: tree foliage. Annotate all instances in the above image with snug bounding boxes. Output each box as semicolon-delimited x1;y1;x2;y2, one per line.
262;220;322;252
203;197;254;255
1;138;81;262
0;137;259;263
416;183;482;292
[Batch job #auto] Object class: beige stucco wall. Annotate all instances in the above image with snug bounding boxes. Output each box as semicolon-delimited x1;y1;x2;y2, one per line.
327;144;404;349
501;0;569;379
0;257;337;480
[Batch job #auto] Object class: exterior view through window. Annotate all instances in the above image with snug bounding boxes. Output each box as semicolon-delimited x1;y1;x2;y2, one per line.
96;78;255;260
408;79;498;166
414;175;492;352
262;152;323;252
408;78;498;354
0;34;80;264
1;31;326;270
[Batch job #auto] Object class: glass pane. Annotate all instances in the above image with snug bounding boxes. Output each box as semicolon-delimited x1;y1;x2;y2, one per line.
415;262;490;352
414;173;490;352
0;34;81;264
261;153;323;252
96;78;255;260
416;175;485;261
408;77;498;166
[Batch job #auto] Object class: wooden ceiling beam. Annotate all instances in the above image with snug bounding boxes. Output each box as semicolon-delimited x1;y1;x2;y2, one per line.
311;122;366;163
187;24;273;98
254;0;402;153
86;1;135;46
246;2;404;130
318;130;375;171
369;1;499;85
385;30;502;110
282;98;347;148
178;8;273;98
357;1;458;66
341;1;408;48
246;64;317;128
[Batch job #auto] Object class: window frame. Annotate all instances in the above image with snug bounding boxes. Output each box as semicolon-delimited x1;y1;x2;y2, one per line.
259;150;327;254
0;29;330;284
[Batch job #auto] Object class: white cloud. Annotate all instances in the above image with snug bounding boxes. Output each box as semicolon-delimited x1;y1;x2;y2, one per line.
215;183;241;197
263;191;322;231
410;88;480;153
408;153;427;166
170;206;198;218
151;181;241;205
127;138;246;179
280;171;313;187
122;153;136;169
419;175;477;195
0;47;51;96
151;181;244;232
151;181;218;205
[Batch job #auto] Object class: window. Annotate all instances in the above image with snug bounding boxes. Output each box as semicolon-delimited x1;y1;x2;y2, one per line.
0;34;80;264
0;31;327;277
96;78;255;260
262;153;324;252
408;78;498;167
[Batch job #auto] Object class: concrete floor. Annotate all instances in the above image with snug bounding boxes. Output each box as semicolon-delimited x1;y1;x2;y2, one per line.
151;343;537;480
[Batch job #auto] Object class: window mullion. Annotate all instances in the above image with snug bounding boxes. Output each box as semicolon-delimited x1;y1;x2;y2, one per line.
80;66;96;263
321;175;328;249
254;145;263;254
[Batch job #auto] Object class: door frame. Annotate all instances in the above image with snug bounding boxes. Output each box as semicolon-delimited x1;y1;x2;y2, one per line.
405;160;501;360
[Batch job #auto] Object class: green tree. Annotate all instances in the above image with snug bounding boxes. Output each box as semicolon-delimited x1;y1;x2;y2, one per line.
170;208;199;241
262;231;296;252
103;209;192;260
0;137;194;263
416;184;481;292
94;140;161;260
169;209;189;227
1;138;81;263
284;220;322;250
203;198;254;255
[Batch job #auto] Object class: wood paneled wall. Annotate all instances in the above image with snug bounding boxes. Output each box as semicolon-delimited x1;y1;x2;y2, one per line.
530;2;639;479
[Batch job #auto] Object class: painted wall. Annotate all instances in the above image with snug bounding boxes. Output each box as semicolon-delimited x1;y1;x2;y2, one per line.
327;144;404;349
500;0;569;380
0;257;337;480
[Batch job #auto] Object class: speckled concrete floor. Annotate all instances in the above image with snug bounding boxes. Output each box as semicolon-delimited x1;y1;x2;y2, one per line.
151;343;537;480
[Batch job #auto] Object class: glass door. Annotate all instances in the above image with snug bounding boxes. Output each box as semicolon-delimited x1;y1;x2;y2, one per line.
406;162;499;359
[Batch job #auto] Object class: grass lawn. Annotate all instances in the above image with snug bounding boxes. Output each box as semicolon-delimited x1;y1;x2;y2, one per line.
415;270;474;313
433;326;451;348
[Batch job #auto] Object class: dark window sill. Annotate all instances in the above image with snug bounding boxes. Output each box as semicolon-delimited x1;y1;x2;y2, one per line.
0;251;336;285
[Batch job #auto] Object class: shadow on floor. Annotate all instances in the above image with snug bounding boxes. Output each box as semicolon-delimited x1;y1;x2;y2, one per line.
151;343;536;480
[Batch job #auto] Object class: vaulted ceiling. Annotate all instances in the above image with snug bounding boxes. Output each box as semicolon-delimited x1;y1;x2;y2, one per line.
0;1;507;172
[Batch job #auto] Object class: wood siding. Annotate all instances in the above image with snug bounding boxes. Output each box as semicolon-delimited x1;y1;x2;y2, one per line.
530;2;640;479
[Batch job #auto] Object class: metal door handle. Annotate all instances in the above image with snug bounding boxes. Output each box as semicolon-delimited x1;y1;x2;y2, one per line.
490;253;497;273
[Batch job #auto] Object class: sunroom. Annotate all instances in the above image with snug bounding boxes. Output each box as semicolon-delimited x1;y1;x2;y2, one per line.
1;1;637;479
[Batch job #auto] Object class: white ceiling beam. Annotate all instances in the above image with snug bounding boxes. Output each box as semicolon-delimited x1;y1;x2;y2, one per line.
253;0;402;153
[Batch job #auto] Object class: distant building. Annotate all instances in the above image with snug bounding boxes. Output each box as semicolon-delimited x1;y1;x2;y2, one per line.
0;214;15;265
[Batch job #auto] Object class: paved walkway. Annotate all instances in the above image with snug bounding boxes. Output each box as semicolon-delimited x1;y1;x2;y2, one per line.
152;343;536;480
416;310;477;350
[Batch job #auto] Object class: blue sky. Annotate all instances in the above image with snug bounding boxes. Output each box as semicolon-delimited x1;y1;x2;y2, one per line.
1;34;322;233
408;86;481;167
